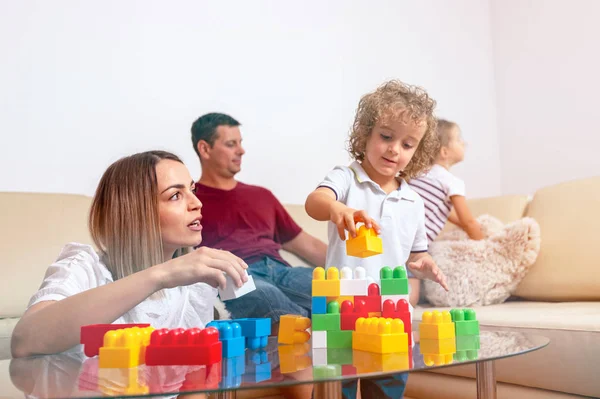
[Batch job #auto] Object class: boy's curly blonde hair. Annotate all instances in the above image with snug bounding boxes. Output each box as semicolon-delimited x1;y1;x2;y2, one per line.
347;79;439;180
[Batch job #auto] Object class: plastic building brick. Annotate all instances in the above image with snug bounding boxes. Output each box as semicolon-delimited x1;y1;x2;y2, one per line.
313;364;342;379
326;330;353;349
353;350;411;373
419;310;455;340
382;298;412;346
221;354;245;389
312;348;328;365
420;337;456;354
380;266;409;295
312;267;341;297
98;326;154;368
346;225;383;258
81;323;150;357
145;327;222;366
455;334;480;361
339;266;368;296
278;343;311;373
232;318;271;349
327;347;353;365
278;314;311;345
450;308;480;336
312;330;327;348
327;295;354;306
312;296;327;314
244;349;271;383
340;299;369;331
312;301;341;331
218;269;256;301
352;317;408;354
381;294;410;308
206;321;245;357
355;283;382;313
423;353;453;366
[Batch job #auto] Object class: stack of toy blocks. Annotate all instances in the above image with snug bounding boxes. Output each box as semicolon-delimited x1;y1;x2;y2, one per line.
451;308;480;361
419;310;456;366
352;317;408;354
145;327;222;366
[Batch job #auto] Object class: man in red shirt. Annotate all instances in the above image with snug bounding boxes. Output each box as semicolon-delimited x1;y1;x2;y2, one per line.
191;113;327;330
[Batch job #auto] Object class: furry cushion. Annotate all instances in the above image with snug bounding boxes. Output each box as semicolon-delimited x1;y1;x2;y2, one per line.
423;215;541;307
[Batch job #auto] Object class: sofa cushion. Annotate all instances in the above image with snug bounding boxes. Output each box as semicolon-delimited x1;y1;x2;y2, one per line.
0;192;94;318
515;176;600;301
280;204;328;267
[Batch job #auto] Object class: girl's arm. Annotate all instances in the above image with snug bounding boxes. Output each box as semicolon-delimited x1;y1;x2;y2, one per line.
11;247;247;358
450;196;484;240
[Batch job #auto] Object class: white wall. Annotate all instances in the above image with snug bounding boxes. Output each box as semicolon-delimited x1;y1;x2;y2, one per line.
491;0;600;195
0;1;501;204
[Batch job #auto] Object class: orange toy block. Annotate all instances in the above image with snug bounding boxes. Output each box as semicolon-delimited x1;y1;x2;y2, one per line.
99;326;154;368
278;343;312;373
312;267;340;297
352;317;408;354
346;225;383;258
278;314;311;345
419;310;455;340
353;349;411;373
420;337;456;355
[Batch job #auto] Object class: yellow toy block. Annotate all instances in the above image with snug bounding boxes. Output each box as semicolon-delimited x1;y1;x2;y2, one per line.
278;314;311;345
423;353;454;366
326;295;354;306
98;367;149;395
99;326;154;368
419;310;455;340
353;350;410;373
312;267;340;297
352;317;408;354
346;225;383;258
420;337;456;354
278;343;312;373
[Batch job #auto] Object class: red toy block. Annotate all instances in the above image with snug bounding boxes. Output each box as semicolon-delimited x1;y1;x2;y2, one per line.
81;323;150;357
145;327;222;366
382;298;412;346
354;283;381;314
340;299;369;331
342;364;358;376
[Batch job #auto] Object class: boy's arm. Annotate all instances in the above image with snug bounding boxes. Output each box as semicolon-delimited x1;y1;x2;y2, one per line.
407;252;448;291
282;231;327;267
450;195;484;240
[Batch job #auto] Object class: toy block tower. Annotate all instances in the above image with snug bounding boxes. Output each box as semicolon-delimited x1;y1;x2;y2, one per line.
419;310;456;366
346;225;383;258
382;298;412;346
98;326;154;368
352;317;408;354
450;308;480;361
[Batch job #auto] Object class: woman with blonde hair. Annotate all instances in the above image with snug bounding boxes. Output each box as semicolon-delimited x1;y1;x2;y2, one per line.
11;150;248;358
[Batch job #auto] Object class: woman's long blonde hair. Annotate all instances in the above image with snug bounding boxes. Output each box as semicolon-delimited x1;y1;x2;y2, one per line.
89;150;184;281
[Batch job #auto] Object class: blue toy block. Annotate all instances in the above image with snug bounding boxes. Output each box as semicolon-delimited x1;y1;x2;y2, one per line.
234;318;271;337
206;321;245;358
221;354;245;389
246;335;268;350
312;296;327;314
243;349;271;383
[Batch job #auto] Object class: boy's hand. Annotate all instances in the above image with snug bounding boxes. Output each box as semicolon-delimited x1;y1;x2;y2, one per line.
408;256;449;291
329;202;380;241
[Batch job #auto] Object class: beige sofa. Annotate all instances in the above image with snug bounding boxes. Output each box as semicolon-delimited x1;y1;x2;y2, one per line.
1;176;599;398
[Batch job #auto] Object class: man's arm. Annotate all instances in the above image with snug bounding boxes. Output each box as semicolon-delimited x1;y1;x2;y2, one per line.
281;231;327;267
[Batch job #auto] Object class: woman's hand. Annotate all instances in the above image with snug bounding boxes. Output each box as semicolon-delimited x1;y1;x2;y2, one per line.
329;202;381;241
154;247;248;290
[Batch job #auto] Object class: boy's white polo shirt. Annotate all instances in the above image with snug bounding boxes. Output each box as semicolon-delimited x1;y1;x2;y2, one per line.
318;161;428;282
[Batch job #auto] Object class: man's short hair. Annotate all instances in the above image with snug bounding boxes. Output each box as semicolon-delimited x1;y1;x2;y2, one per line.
191;113;241;156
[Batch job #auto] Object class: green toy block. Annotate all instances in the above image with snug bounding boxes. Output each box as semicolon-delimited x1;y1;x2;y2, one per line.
450;308;480;336
454;349;479;362
327;348;353;365
326;330;353;349
312;301;341;331
313;364;341;379
380;266;409;295
456;334;480;351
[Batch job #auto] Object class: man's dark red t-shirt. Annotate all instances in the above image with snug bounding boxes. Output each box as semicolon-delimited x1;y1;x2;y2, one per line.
194;181;302;266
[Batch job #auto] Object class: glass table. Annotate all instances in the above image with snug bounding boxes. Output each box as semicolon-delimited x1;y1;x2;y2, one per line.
4;327;549;399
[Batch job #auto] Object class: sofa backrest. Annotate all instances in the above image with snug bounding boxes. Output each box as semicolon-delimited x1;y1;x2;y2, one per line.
515;176;600;301
0;192;94;318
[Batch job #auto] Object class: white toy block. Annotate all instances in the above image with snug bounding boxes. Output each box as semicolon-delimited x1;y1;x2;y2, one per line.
381;294;410;309
339;266;368;296
312;348;328;365
218;270;256;301
312;331;327;349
